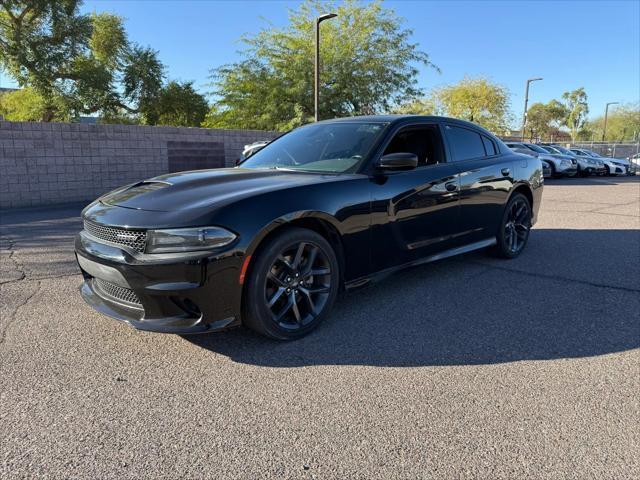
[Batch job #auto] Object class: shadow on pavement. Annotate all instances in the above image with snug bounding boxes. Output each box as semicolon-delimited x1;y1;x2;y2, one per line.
545;176;639;186
185;228;640;367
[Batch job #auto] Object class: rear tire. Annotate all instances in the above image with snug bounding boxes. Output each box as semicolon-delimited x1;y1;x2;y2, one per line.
492;193;532;259
242;227;340;340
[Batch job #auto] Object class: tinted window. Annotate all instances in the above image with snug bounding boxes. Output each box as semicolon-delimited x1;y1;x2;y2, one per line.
383;125;444;166
446;125;486;161
482;136;496;155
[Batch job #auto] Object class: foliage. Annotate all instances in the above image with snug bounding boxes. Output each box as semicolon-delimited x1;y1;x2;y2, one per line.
583;103;640;141
392;97;437;116
561;87;589;140
0;0;204;126
430;77;512;133
525;100;568;140
154;81;208;127
396;77;511;134
0;86;68;121
204;0;436;131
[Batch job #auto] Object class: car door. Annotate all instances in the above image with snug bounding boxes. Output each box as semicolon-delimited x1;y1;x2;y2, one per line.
443;124;515;244
369;122;461;272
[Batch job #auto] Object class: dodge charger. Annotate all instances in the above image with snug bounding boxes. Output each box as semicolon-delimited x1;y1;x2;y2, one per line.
75;116;543;340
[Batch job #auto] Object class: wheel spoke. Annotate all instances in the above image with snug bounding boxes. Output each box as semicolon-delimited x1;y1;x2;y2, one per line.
292;242;306;269
267;271;287;287
276;255;295;274
509;227;516;251
274;294;294;321
290;293;302;324
301;285;330;295
267;286;286;308
302;245;318;275
298;288;316;315
309;267;330;276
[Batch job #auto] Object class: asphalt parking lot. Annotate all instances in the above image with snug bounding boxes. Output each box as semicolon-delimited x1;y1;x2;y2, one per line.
1;176;639;479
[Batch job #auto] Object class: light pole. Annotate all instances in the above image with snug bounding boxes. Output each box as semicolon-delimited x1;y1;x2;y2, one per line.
602;102;619;141
521;77;543;140
315;13;337;122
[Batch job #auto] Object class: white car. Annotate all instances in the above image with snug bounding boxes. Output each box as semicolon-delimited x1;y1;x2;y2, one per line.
570;149;628;176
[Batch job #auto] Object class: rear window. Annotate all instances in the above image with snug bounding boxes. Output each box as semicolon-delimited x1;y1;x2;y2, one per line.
445;125;486;161
482;136;497;156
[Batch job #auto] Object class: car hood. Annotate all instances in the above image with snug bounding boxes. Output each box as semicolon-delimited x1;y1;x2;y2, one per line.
99;168;348;212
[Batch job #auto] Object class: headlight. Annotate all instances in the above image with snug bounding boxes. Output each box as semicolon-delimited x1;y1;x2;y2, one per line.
561;159;571;166
146;227;236;253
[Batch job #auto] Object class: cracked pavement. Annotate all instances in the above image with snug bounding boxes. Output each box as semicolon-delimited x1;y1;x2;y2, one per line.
1;177;639;479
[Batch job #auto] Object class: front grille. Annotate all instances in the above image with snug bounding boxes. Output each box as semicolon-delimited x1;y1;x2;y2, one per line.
84;220;147;253
94;278;142;308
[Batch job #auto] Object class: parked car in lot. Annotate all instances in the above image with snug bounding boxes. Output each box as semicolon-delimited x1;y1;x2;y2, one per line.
540;144;604;176
570;148;629;176
75;115;543;340
505;141;577;177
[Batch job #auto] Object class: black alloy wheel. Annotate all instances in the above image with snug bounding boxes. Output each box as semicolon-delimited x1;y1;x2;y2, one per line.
493;193;532;259
243;227;339;340
265;241;331;329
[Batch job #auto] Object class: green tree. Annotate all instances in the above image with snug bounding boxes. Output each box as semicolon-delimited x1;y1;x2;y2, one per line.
204;0;436;131
562;87;589;140
154;81;209;127
0;0;165;121
428;77;512;133
392;97;437;115
525;100;568;141
584;103;640;141
0;86;68;121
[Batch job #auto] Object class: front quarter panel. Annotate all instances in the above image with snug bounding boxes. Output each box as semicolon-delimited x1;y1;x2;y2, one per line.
208;174;374;281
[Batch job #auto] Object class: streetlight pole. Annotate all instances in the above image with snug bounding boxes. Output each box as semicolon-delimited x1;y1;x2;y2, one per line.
521;77;543;141
315;13;337;122
602;102;619;141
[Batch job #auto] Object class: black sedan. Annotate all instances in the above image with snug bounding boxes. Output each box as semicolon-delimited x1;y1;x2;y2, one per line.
76;116;543;340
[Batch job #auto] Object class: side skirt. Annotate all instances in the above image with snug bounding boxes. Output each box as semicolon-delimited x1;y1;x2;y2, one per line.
344;237;497;291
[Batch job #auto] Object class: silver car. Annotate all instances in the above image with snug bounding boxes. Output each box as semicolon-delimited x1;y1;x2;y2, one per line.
541;144;604;176
505;142;577;177
570;149;628;176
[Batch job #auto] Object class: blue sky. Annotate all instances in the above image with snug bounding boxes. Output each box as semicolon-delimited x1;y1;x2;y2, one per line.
2;0;638;123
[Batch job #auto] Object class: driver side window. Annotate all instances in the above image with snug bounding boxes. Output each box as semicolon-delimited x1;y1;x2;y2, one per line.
383;125;445;167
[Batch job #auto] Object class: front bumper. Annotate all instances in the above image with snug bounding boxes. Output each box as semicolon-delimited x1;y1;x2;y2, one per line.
556;163;578;176
75;232;243;334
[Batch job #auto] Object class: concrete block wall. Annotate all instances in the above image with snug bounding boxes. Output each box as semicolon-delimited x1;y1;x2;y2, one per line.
0;121;277;209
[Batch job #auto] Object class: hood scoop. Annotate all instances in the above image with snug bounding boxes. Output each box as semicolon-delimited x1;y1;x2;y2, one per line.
126;181;172;193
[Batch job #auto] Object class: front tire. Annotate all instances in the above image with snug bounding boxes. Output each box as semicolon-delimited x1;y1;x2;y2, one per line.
492;193;532;259
242;227;340;340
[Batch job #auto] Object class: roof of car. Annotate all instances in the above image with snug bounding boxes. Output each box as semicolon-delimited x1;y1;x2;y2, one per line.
318;115;501;138
320;114;479;127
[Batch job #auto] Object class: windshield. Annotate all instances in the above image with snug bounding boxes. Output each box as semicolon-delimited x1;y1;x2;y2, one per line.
524;143;549;154
541;146;560;154
551;145;573;155
240;122;388;173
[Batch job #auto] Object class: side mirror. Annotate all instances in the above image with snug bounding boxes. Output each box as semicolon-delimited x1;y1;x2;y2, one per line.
377;152;418;171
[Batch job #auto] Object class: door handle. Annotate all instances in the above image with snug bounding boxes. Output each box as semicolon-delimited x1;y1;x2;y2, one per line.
445;181;458;192
501;168;511;177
